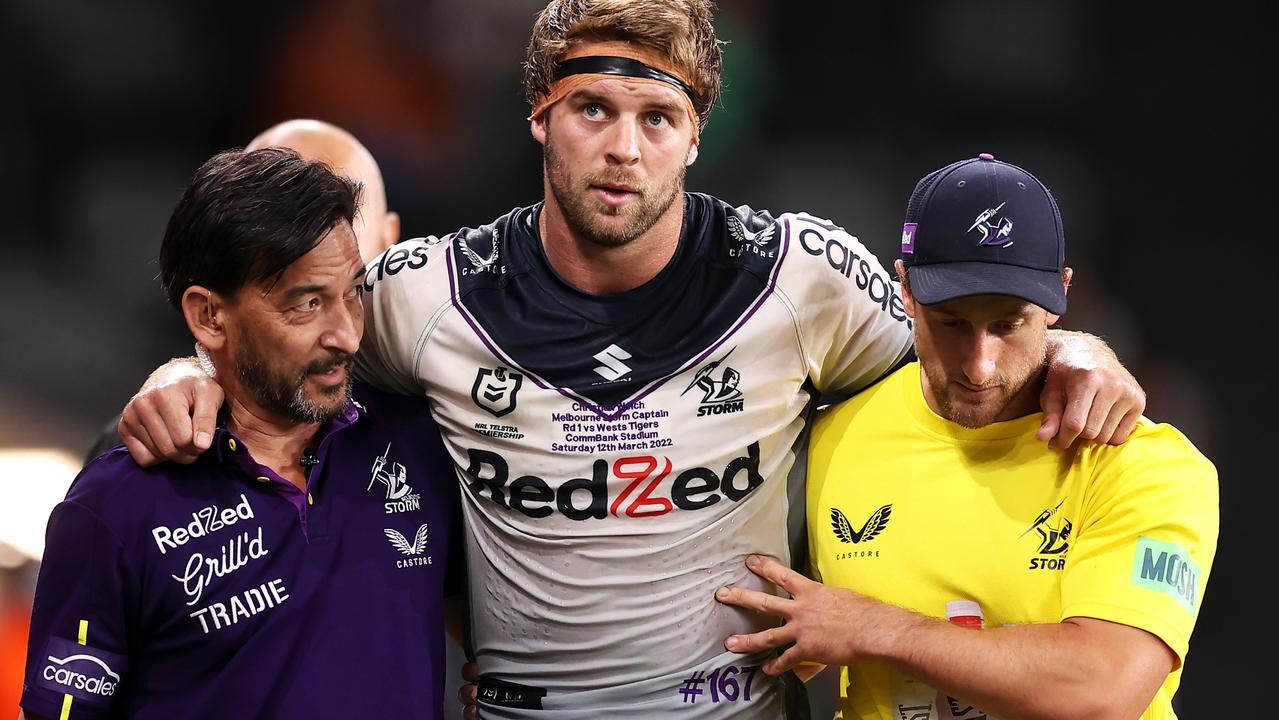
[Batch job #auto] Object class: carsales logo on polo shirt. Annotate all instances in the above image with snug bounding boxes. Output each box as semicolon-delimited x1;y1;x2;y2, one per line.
37;637;127;704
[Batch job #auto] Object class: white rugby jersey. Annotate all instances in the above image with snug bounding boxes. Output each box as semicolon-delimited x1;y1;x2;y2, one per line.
355;193;913;718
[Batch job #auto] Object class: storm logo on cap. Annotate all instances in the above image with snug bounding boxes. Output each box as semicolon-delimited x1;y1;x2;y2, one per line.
969;202;1014;248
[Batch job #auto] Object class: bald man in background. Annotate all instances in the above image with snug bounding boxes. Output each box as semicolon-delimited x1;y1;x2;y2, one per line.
246;119;400;262
83;119;401;463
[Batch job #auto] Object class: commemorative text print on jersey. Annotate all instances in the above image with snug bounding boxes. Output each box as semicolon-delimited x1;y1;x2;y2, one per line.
465;442;764;520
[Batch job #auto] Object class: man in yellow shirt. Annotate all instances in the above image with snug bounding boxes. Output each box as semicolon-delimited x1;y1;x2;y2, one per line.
715;153;1217;720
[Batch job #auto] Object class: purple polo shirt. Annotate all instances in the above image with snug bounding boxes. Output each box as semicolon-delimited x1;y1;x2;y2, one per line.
21;383;460;719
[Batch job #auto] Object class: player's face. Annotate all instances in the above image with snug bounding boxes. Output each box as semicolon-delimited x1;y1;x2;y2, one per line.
536;78;698;248
225;222;365;424
909;293;1052;428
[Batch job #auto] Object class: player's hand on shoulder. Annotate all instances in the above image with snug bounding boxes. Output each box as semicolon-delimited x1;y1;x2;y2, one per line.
120;356;224;466
1039;331;1145;451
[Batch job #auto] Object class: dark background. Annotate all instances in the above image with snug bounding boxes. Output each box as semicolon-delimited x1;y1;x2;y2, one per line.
0;0;1262;715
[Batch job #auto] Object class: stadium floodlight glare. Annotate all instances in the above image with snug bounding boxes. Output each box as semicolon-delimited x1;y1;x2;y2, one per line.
0;447;80;567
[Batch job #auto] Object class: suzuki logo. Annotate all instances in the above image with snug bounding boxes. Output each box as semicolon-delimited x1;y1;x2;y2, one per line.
592;344;633;381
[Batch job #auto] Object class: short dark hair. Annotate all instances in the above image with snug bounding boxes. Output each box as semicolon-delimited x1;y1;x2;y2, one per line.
160;147;361;308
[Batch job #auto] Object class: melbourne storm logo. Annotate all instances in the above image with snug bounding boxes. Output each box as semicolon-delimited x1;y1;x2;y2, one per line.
682;347;745;417
969;202;1014;248
831;504;892;544
472;366;523;417
1022;497;1072;570
368;443;421;514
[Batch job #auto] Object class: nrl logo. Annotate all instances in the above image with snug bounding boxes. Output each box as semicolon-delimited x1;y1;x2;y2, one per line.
831;504;892;544
727;215;777;248
472;366;523;417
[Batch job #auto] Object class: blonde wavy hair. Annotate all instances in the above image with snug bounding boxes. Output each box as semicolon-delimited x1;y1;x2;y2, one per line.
524;0;724;129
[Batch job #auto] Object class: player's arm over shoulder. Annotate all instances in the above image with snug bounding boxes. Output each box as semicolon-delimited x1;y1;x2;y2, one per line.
776;212;914;395
355;236;451;395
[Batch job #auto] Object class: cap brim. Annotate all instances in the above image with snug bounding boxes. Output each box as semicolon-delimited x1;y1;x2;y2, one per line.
909;262;1066;314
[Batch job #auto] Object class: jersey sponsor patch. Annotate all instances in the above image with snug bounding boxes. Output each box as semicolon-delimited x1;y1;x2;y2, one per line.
37;636;126;705
464;442;764;520
1131;536;1201;612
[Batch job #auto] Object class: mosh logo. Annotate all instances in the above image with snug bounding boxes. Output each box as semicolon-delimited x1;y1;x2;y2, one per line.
682;347;744;417
831;504;892;544
38;638;126;704
464;443;764;520
1132;536;1200;612
472;367;523;417
796;226;911;328
362;243;431;290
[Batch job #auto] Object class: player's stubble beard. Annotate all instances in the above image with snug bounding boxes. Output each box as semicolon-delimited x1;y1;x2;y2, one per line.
544;135;687;249
232;330;353;424
921;344;1046;428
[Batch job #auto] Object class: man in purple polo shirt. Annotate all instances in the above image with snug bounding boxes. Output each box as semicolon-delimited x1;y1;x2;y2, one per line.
20;148;458;719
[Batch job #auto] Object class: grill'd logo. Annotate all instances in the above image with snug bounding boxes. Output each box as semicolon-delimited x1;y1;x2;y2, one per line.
682;348;745;417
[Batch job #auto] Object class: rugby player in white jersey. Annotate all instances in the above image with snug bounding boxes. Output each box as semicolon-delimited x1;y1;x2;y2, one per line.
116;2;1145;717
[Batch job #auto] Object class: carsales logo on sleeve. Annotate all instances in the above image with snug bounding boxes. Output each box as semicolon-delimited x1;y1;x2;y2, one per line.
37;637;127;704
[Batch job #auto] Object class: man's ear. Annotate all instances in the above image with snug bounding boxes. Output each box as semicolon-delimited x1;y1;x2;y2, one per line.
895;260;918;319
685;138;699;167
382;211;401;248
182;286;227;351
1047;266;1074;326
530;114;548;145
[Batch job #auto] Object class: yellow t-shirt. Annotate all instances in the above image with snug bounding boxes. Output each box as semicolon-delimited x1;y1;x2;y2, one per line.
807;363;1218;720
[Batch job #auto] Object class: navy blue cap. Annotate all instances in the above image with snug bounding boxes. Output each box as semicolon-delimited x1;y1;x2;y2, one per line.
900;153;1066;314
